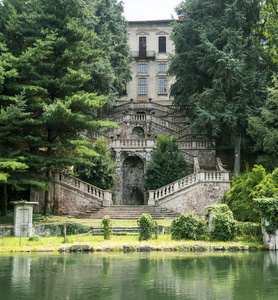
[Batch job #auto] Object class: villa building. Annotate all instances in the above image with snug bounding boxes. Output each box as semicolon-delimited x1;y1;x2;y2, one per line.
32;20;230;218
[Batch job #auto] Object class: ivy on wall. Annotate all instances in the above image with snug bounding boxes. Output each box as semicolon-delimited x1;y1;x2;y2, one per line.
256;198;278;234
205;204;237;241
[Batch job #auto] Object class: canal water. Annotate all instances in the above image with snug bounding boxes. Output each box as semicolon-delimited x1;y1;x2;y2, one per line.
1;251;278;300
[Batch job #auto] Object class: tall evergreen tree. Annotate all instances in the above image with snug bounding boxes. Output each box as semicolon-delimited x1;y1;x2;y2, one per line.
0;0;130;213
143;134;190;191
248;75;278;170
169;0;267;174
255;0;278;74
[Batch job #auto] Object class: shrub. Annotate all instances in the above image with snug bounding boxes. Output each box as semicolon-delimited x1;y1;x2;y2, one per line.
171;213;207;240
66;223;90;235
235;222;262;239
28;235;40;241
205;204;237;241
137;214;158;241
101;216;112;240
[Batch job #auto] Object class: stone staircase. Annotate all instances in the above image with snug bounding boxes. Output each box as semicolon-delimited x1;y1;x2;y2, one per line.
76;205;181;220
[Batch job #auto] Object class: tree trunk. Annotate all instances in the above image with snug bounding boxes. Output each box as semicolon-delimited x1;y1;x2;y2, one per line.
43;129;54;215
43;170;52;215
1;183;8;216
233;134;241;176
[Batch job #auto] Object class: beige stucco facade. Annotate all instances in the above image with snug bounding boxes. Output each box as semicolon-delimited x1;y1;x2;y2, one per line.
119;20;175;105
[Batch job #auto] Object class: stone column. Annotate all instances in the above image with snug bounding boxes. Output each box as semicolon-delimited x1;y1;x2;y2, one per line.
103;191;112;207
148;191;155;206
11;201;38;237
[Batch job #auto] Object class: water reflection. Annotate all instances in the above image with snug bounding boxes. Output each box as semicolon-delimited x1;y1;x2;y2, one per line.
1;252;278;300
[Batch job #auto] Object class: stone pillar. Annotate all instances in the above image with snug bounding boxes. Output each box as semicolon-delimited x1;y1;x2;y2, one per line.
103;191;112;207
11;201;38;237
148;191;155;206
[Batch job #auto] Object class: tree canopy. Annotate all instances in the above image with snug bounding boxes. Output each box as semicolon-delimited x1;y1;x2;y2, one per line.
0;0;131;214
169;0;267;175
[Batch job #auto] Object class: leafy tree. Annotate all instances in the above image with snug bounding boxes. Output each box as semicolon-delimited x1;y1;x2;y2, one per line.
75;138;116;190
248;75;278;170
222;165;278;222
0;0;130;214
144;134;190;191
169;0;267;175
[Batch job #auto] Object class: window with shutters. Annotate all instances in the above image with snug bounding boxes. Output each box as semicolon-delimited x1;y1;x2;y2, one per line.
158;36;166;53
138;78;147;95
158;78;167;95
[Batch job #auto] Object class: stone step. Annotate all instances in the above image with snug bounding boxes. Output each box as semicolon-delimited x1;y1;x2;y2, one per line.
75;206;180;220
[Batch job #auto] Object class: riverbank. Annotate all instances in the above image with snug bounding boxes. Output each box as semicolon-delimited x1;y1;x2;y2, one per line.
0;235;266;253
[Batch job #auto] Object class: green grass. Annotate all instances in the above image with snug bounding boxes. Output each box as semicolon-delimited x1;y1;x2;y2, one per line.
0;234;265;253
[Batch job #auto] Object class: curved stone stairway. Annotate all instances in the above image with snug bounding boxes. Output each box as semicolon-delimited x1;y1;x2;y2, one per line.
76;205;180;220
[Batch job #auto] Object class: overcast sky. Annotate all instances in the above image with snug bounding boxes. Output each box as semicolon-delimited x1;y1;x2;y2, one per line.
120;0;182;21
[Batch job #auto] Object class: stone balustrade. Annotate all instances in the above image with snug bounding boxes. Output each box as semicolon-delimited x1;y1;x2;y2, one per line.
108;139;156;149
130;113;147;121
148;170;230;205
112;101;176;114
178;141;215;149
107;138;214;151
55;173;112;206
151;116;182;132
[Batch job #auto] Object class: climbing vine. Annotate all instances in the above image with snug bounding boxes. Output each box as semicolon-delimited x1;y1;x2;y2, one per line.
256;198;278;234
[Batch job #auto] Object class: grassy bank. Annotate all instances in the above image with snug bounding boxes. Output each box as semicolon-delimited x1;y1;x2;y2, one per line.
0;234;265;253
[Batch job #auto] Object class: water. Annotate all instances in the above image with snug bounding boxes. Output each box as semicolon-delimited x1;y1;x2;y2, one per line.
1;251;278;300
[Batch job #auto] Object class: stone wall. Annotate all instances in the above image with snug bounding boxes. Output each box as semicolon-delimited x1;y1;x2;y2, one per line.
0;225;14;237
156;182;231;216
32;182;103;215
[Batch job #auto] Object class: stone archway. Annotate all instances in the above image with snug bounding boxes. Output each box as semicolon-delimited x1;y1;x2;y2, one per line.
122;156;144;205
132;127;145;139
